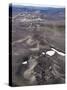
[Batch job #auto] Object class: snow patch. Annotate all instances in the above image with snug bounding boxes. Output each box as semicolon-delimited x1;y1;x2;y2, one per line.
22;61;27;64
46;50;55;56
51;48;65;56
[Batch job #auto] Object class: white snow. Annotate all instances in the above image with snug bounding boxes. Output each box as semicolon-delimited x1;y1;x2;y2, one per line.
22;61;27;64
42;52;45;55
51;48;65;56
46;48;65;56
46;50;55;56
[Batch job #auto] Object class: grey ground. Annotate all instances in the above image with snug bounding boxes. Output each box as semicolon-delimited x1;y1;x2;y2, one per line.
11;11;65;86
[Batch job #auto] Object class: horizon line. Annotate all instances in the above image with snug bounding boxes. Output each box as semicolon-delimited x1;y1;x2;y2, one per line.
10;3;65;8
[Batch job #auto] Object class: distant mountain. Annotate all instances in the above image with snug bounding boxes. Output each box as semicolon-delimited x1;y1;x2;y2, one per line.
11;5;65;15
9;4;65;21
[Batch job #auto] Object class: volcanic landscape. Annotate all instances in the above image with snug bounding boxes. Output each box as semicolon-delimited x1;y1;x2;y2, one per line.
10;5;65;86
